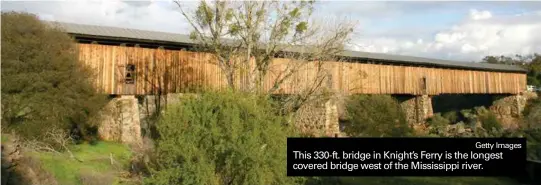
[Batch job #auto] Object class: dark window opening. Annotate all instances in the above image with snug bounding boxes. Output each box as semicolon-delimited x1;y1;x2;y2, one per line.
421;77;427;94
125;64;135;84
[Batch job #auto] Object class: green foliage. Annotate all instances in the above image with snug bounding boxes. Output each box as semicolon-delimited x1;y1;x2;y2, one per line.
464;106;504;135
527;74;541;87
473;106;490;115
295;21;308;34
522;99;541;161
442;111;458;123
460;109;476;122
460;108;481;128
145;91;300;185
343;95;412;137
478;112;502;131
524;98;541;129
195;1;214;26
523;128;541;161
426;114;450;135
228;24;240;36
481;53;541;86
528;54;541;86
1;12;107;141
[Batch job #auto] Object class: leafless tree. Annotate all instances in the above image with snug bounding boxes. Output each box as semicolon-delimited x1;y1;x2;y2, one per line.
175;0;356;114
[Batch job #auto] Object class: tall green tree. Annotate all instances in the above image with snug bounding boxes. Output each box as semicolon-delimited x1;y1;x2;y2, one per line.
481;54;541;86
527;54;541;86
1;12;107;141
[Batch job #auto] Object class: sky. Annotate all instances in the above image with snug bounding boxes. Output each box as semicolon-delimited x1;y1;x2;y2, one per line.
2;0;541;62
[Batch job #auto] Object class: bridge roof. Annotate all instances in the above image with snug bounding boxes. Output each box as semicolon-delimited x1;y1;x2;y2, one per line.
48;21;527;73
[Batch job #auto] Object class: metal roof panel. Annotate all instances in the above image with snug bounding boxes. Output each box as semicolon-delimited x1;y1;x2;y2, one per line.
47;21;527;73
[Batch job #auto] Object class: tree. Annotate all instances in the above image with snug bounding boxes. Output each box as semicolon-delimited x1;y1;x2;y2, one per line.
144;91;301;185
527;54;541;86
481;54;541;86
176;0;355;113
1;12;107;142
529;53;541;72
482;56;503;64
519;99;541;161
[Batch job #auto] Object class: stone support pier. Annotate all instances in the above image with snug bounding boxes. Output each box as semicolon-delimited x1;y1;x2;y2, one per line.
295;98;340;137
98;95;142;146
399;95;434;126
489;94;529;129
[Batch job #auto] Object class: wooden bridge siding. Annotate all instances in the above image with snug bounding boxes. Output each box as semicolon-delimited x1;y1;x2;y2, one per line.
77;43;526;95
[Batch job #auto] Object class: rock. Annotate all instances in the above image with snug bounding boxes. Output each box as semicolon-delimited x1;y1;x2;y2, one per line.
489;94;528;129
457;126;466;134
295;98;340;137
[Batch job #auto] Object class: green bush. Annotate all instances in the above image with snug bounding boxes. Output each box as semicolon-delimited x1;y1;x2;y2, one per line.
426;113;450;135
343;95;412;137
442;111;458;123
524;128;541;161
460;109;478;128
522;99;541;161
1;12;107;142
144;91;300;185
523;98;541;116
458;106;495;129
478;112;502;131
524;99;541;129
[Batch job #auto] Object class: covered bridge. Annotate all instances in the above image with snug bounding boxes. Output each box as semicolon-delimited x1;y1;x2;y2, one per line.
48;21;535;137
49;22;527;96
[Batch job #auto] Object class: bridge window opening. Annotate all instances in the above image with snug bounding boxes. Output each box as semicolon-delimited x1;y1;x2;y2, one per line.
125;64;136;84
421;77;427;94
327;74;333;88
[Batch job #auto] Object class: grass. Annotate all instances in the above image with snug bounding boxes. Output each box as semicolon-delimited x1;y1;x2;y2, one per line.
308;177;522;185
31;141;133;185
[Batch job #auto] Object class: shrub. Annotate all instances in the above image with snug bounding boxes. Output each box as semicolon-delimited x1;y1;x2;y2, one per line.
524;99;541;129
442;111;458;123
460;109;478;128
473;106;490;115
343;95;412;137
523;97;541;117
458;106;494;129
445;122;472;137
426;113;450;135
478;112;502;131
525;107;541;129
1;12;107;142
524;128;541;161
522;99;541;161
144;91;300;185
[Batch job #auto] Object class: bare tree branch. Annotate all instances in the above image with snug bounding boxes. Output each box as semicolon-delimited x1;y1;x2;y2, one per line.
175;0;356;114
